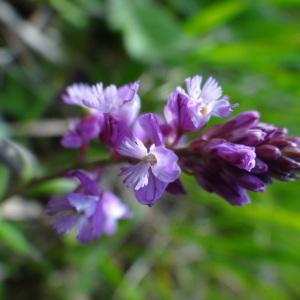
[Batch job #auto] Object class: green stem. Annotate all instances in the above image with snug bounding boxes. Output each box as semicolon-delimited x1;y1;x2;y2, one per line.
2;156;127;201
2;148;193;201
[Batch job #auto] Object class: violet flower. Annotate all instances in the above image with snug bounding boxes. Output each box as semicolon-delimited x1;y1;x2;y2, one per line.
63;81;140;125
185;111;300;205
186;139;258;206
204;111;300;181
47;170;130;243
164;75;237;136
183;76;237;125
62;114;102;148
132;113;187;195
117;138;181;206
48;75;300;245
202;139;256;172
62;81;140;149
132;113;165;147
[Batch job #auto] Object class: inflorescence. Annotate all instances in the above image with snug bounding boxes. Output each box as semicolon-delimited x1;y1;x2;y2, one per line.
47;75;300;243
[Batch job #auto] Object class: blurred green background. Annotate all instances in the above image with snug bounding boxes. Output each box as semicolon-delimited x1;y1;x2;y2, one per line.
0;0;300;299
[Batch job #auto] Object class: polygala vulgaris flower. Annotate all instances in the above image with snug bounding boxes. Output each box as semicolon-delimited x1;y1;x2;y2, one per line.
132;113;165;147
63;81;141;125
184;111;300;205
62;81;141;149
62;114;103;148
47;170;130;243
203;111;300;181
164;75;237;136
117;138;181;206
49;74;300;244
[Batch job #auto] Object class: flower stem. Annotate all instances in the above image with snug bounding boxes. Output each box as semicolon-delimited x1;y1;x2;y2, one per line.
2;156;127;201
2;148;193;201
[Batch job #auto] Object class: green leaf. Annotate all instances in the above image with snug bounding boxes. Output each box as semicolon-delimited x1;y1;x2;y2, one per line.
263;0;300;6
29;178;76;196
49;0;89;28
107;0;193;63
184;0;246;35
0;165;9;200
241;204;300;232
0;221;33;255
0;138;37;182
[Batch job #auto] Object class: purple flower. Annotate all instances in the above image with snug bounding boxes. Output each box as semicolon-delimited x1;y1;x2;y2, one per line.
183;111;300;205
117;138;181;206
132;113;164;147
166;179;186;195
62;81;140;149
194;163;253;206
183;76;237;126
206;111;300;181
203;111;261;140
186;138;257;205
47;170;130;243
62;114;102;148
63;81;141;125
100;115;132;148
164;76;237;134
202;139;256;172
164;90;197;134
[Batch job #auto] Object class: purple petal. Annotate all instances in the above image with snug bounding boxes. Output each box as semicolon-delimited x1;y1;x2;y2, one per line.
134;170;168;206
96;192;130;237
166;179;186;195
256;145;282;160
90;202;105;239
100;115;131;148
189;102;210;129
197;173;251;206
46;195;71;216
102;192;130;220
63;83;93;106
150;146;181;183
103;85;120;108
52;214;78;234
61;130;83;148
237;174;266;192
185;76;202;99
207;140;256;172
77;219;95;244
121;162;150;190
117;137;148;159
67;170;100;195
77;115;102;141
164;90;197;132
113;81;141;124
219;185;251;206
211;99;238;118
67;193;99;217
118;81;140;102
201;77;222;101
61;115;102;149
133;113;164;146
102;192;128;235
251;158;269;173
204;111;260;139
116;96;141;125
84;83;105;110
230;129;267;146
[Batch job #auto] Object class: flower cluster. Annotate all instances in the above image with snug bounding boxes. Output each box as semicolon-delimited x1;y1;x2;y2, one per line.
47;170;130;243
47;75;300;243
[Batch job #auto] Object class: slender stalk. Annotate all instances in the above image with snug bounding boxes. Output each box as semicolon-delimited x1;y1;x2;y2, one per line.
2;156;127;201
2;148;193;201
